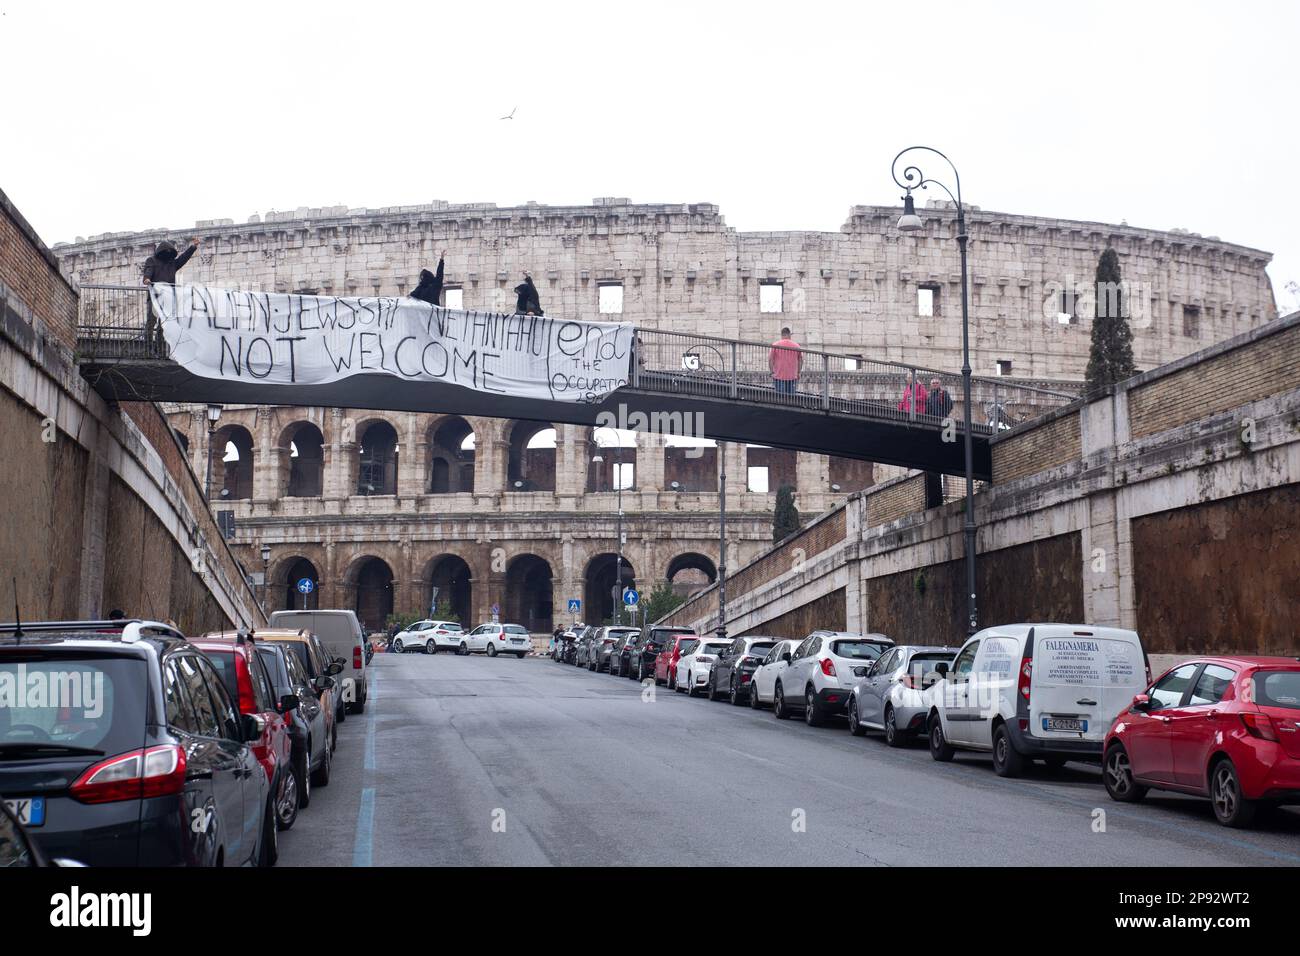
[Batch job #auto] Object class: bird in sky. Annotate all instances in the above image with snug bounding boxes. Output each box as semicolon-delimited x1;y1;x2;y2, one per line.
500;107;517;120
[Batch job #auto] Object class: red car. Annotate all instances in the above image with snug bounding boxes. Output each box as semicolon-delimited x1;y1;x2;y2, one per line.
1103;656;1300;827
193;634;299;831
654;632;700;690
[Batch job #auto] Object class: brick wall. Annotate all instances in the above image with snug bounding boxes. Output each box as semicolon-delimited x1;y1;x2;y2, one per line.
866;474;928;526
1128;323;1300;439
991;409;1081;484
738;588;846;640
0;189;77;349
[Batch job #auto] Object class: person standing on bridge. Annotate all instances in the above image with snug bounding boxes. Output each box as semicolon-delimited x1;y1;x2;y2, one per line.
768;326;803;395
141;237;200;348
898;371;928;415
514;272;544;316
928;377;953;419
411;251;447;305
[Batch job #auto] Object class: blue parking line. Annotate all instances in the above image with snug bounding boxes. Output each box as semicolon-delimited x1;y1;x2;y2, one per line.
352;787;375;867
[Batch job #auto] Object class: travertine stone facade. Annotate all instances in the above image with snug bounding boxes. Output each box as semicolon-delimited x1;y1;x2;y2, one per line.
55;198;1277;632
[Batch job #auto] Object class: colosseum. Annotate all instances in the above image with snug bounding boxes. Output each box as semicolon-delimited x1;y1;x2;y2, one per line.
55;198;1277;633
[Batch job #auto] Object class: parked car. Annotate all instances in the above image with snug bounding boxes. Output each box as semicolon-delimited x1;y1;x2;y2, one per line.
848;645;960;745
254;638;332;805
393;620;463;654
655;634;700;689
676;637;733;696
590;627;630;673
636;625;696;683
256;628;343;760
1103;656;1300;827
617;630;652;679
607;628;643;676
464;623;532;657
0;799;83;867
773;631;895;725
0;619;274;867
270;610;369;716
928;624;1150;776
194;632;298;831
707;636;780;704
749;639;802;709
574;631;598;667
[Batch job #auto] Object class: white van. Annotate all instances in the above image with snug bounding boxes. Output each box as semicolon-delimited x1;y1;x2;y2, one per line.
270;610;369;718
927;624;1149;776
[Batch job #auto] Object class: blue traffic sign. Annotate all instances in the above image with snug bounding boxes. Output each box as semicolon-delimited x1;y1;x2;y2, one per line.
296;578;315;595
567;599;581;613
622;588;639;606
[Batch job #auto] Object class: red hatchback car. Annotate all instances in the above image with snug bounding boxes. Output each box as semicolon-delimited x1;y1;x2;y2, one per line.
654;633;700;690
192;634;299;831
1103;656;1300;827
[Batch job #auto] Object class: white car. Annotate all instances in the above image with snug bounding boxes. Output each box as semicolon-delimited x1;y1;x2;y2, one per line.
749;639;802;709
674;637;732;697
392;619;463;654
926;623;1150;776
463;623;532;658
772;630;894;725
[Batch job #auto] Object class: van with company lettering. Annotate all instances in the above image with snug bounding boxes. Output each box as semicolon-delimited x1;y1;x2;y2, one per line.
926;624;1150;777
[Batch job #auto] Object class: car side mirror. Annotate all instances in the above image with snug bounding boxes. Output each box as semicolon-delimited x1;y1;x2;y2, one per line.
240;713;266;742
934;662;949;677
1131;693;1152;712
278;694;300;713
325;661;344;677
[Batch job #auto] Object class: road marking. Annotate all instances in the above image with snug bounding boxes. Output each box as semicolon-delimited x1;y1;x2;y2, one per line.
352;788;375;867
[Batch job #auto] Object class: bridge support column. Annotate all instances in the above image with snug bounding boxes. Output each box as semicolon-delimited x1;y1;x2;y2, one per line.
555;424;584;501
796;452;827;508
637;434;665;498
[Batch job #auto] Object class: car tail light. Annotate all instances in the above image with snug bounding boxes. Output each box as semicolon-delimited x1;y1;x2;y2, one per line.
1018;656;1032;702
1240;713;1279;741
820;658;837;677
70;745;186;804
354;647;362;668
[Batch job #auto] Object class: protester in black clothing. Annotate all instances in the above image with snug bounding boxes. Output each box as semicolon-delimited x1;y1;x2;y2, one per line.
141;237;200;348
411;251;447;305
514;273;543;315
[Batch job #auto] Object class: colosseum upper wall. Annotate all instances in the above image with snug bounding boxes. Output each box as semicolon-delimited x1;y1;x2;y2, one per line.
55;197;1276;382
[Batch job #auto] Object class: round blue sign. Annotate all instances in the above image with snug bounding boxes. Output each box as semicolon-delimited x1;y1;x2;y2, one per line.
622;588;639;606
296;578;315;595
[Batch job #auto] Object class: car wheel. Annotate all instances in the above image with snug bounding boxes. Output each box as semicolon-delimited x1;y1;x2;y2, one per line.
258;797;278;867
687;672;701;697
516;652;527;659
929;715;955;762
992;724;1025;778
1211;759;1257;828
707;673;721;701
426;640;436;655
729;678;742;706
1103;745;1146;803
311;736;332;787
336;700;346;723
848;697;866;737
275;767;299;831
487;643;497;658
393;640;403;654
458;642;468;656
804;687;826;727
668;672;677;691
884;706;904;748
297;748;311;809
774;683;790;719
749;681;763;710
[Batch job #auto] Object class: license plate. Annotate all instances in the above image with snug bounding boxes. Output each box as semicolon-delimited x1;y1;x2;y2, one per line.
4;796;45;827
1042;716;1086;733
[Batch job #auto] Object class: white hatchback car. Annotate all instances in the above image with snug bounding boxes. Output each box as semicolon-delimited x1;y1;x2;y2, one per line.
749;639;802;709
773;631;895;726
392;620;463;654
463;623;533;658
674;637;733;696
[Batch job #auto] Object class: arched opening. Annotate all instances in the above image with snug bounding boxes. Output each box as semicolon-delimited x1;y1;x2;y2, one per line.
584;553;636;625
278;557;320;612
744;444;796;493
350;557;394;632
666;552;717;599
506;421;556;492
212;424;254;501
173;428;190;455
357;420;399;496
283;422;325;497
504;555;553;632
586;426;637;492
664;435;718;492
426;554;473;624
828;457;873;495
428;417;476;494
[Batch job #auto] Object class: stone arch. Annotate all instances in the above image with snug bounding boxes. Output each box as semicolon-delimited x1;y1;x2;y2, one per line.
427;416;476;494
506;420;556;492
584;552;636;625
271;555;322;612
212;424;254;501
504;553;553;632
422;552;474;625
343;554;396;632
172;427;190;456
277;420;326;497
586;425;637;492
355;417;400;496
665;552;717;599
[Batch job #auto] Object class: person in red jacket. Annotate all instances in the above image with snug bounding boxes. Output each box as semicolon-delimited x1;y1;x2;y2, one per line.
898;371;928;415
768;327;803;395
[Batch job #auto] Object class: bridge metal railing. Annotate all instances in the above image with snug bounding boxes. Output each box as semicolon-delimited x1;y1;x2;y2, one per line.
76;284;1078;431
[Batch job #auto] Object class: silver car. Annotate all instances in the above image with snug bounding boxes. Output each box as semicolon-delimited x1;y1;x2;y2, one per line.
848;644;960;746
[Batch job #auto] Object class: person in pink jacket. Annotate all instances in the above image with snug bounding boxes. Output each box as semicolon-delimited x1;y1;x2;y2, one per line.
769;327;803;395
898;371;928;415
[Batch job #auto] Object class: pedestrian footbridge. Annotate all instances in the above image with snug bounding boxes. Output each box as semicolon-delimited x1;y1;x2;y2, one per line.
73;285;1077;479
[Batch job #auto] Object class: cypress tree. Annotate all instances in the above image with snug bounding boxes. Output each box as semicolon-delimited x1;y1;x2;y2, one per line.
1085;247;1136;394
772;485;801;542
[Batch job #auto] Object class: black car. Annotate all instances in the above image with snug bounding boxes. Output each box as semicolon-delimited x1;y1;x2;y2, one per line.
638;625;697;683
707;636;781;704
255;641;331;810
0;799;69;867
0;619;274;867
608;628;642;676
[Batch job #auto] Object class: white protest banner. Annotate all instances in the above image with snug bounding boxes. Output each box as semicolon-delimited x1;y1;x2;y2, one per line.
150;284;635;404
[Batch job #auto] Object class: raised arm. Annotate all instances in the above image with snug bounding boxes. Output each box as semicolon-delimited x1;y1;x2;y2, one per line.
173;238;200;271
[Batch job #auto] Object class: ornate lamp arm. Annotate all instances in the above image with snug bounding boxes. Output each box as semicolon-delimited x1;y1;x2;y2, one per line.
891;145;963;214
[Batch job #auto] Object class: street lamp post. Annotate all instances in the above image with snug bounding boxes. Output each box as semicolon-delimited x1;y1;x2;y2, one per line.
615;442;625;626
204;404;222;502
892;146;978;635
716;441;727;642
260;543;271;614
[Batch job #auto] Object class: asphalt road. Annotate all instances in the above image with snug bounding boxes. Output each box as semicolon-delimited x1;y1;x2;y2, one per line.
276;651;1300;867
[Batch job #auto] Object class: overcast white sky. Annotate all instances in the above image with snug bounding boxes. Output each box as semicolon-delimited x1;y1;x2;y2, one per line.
3;0;1296;310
